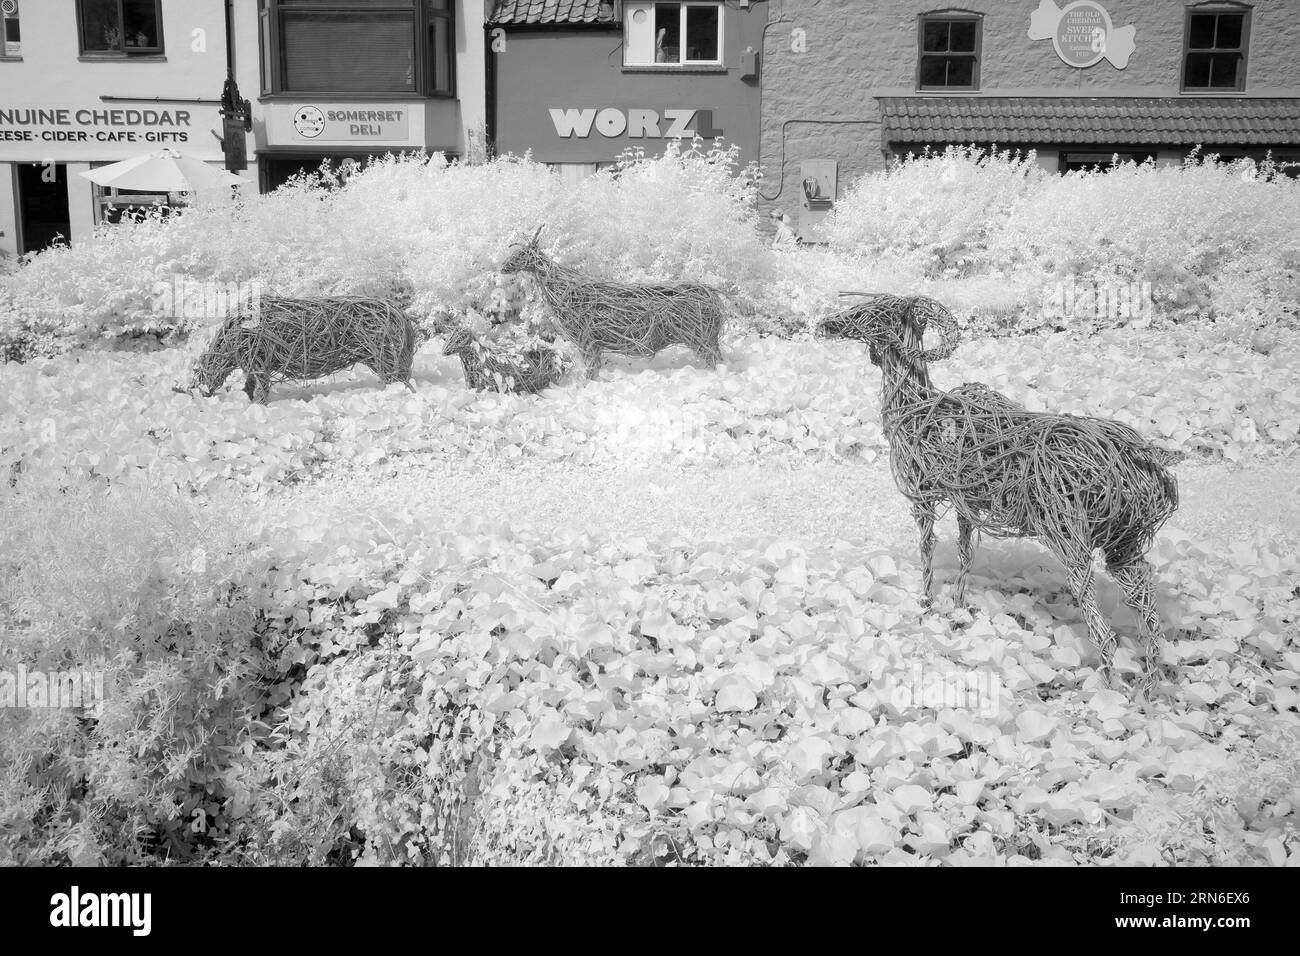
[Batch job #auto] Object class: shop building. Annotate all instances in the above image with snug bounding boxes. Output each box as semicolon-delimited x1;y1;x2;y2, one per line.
0;1;488;259
486;0;766;184
251;0;486;190
0;0;233;258
759;0;1300;236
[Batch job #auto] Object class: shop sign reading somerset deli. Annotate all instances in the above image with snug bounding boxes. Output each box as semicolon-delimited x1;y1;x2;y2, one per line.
0;106;197;144
287;106;411;143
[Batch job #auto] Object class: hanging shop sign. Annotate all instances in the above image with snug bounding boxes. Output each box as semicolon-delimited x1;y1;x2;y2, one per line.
1027;0;1135;69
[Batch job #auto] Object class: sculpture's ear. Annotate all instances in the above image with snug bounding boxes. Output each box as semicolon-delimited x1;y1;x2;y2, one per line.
531;224;544;245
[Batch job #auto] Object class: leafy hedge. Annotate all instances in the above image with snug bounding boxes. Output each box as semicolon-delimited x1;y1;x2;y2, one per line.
0;142;772;360
824;147;1300;325
5;144;1299;362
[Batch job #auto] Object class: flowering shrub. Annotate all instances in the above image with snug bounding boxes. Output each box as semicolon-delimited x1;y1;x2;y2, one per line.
826;147;1300;326
0;475;281;864
0;141;774;360
823;147;1047;276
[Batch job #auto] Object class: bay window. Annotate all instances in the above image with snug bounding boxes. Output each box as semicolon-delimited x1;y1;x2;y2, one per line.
260;0;455;96
624;2;723;67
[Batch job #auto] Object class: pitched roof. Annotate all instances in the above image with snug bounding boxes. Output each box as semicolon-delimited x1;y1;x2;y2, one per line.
878;97;1300;146
490;1;617;24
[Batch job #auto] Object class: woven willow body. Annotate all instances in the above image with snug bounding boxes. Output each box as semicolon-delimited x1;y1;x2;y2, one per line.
499;230;725;378
191;296;417;404
442;329;568;394
822;293;1182;693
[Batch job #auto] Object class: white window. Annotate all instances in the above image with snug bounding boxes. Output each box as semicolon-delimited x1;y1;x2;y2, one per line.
624;1;723;67
2;0;21;57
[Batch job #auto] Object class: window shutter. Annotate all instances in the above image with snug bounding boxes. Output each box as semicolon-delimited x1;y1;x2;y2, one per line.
280;10;416;92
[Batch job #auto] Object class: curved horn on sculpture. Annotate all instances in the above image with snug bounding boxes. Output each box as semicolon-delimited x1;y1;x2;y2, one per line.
915;298;961;361
531;224;545;244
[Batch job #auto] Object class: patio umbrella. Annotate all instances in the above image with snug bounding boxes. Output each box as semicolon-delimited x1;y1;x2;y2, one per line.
79;148;247;192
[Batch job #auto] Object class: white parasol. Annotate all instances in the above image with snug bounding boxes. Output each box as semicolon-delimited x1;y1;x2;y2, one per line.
79;147;247;192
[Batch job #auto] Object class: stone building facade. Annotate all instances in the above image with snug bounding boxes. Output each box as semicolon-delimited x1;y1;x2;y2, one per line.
757;0;1300;234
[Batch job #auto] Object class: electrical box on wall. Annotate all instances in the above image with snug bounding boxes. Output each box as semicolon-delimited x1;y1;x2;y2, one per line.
798;159;837;239
740;48;758;80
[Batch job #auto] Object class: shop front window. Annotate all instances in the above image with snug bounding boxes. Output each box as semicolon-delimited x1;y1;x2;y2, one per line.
261;0;454;96
78;0;164;55
1059;151;1154;173
918;13;981;90
1183;6;1250;91
624;1;723;67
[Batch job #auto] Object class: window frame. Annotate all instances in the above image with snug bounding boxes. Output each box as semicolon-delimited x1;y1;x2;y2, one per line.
916;11;982;93
77;0;166;57
1181;3;1251;93
260;0;456;98
623;1;725;68
2;4;21;58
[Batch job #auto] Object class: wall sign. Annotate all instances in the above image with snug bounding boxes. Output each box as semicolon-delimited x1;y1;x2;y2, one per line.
1028;0;1135;69
548;108;722;140
285;105;410;143
0;106;196;146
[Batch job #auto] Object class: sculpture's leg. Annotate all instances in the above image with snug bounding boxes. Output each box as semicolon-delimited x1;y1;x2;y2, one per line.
250;372;270;405
698;314;724;367
700;339;723;368
1046;537;1118;685
583;346;603;380
911;501;937;605
1109;558;1171;694
954;515;976;606
242;373;256;401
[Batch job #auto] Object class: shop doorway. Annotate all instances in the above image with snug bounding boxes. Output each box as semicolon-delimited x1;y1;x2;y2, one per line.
260;154;373;193
17;162;71;255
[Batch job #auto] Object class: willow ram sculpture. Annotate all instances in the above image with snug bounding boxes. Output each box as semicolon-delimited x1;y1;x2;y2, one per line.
820;293;1182;693
189;296;417;404
499;227;725;378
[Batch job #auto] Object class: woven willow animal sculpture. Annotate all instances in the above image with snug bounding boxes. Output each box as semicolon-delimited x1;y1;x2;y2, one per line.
499;227;725;378
442;329;569;394
821;293;1183;692
190;296;417;404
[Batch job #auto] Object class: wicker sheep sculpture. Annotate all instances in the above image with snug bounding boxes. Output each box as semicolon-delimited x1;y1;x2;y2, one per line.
189;295;417;404
820;293;1183;695
499;227;725;379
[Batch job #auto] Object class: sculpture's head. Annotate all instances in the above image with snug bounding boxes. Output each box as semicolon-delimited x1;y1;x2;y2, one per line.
441;327;474;356
189;324;242;396
499;225;546;276
819;293;960;367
